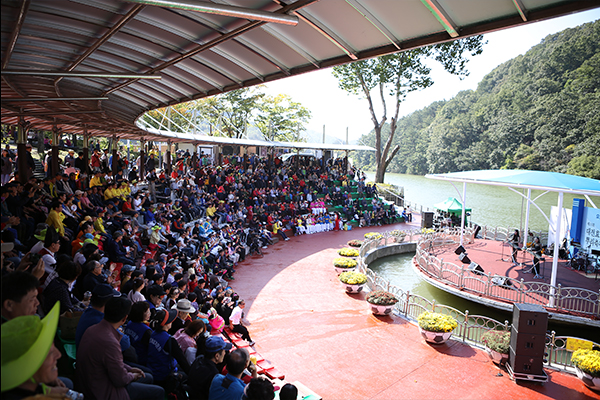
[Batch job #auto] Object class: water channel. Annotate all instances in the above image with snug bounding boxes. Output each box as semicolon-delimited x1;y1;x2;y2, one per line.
364;172;599;342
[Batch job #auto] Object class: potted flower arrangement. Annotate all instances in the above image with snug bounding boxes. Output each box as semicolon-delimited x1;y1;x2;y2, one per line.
333;257;358;274
571;349;600;390
364;232;382;240
338;247;359;257
347;239;363;248
366;290;398;315
338;271;367;293
417;311;458;344
481;330;510;365
390;230;406;243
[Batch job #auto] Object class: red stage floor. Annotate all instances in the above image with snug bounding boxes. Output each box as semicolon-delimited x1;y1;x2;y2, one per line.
232;221;596;400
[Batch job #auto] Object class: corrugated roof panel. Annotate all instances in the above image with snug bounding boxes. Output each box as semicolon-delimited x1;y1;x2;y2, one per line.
440;0;518;28
221;39;284;74
305;0;394;51
240;28;311;69
176;59;233;90
264;14;347;61
193;50;258;82
366;0;445;41
1;0;596;141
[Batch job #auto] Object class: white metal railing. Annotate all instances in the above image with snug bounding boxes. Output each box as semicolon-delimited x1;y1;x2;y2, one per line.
357;229;600;374
411;232;600;318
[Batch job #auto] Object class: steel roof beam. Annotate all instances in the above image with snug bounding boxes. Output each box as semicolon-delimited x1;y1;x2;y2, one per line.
61;4;145;74
105;0;317;96
2;0;30;69
345;0;401;50
294;11;358;60
4;110;104;117
2;97;109;101
512;0;528;22
124;0;298;25
420;0;459;38
2;71;161;79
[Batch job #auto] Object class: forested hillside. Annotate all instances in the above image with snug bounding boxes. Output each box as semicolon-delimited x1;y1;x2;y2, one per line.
353;20;600;179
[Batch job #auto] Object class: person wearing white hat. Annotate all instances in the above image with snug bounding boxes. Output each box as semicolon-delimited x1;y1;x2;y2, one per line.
168;298;195;335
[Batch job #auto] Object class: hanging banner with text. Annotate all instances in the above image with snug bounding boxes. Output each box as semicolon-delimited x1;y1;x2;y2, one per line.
580;206;600;253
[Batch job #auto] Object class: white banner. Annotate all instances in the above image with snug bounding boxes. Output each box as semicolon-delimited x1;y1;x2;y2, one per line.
548;206;572;247
581;207;600;253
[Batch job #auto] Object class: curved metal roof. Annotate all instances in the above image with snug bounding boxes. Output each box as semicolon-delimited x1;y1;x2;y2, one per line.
141;126;376;150
426;169;600;196
2;0;597;141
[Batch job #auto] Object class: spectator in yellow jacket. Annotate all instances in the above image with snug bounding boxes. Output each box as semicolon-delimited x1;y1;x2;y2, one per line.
46;201;66;238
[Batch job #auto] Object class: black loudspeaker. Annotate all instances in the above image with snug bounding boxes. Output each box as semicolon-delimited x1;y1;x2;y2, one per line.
509;348;545;375
509;327;545;356
492;275;511;287
468;262;484;275
512;303;548;334
421;212;434;229
454;245;466;255
459;253;471;264
508;303;548;381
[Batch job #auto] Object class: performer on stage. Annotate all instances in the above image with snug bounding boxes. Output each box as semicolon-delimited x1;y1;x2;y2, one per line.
531;236;543;279
509;229;520;265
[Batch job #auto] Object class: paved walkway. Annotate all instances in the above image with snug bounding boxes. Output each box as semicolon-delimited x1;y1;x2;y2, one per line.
233;223;597;400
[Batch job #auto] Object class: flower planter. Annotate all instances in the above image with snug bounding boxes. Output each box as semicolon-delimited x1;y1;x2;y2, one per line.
342;283;365;293
485;347;509;366
418;326;453;344
334;266;356;274
575;366;600;391
368;302;395;315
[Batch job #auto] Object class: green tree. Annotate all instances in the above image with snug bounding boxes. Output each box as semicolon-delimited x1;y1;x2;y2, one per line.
333;36;484;182
141;103;197;132
196;87;264;138
255;94;311;141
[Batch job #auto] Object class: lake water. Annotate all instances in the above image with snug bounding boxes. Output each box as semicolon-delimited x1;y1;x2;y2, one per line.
364;172;599;341
366;172;599;232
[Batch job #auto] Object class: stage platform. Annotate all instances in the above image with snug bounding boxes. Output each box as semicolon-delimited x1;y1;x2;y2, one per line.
233;221;594;400
433;239;600;295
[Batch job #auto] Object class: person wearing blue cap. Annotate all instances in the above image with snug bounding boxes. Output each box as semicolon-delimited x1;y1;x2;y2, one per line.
209;348;258;400
187;335;232;400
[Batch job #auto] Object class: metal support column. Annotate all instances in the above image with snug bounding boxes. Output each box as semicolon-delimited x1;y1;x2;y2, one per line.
51;125;60;177
460;182;466;246
166;140;172;175
111;134;118;175
549;192;564;308
82;130;89;174
139;139;145;178
522;189;532;248
17;118;30;183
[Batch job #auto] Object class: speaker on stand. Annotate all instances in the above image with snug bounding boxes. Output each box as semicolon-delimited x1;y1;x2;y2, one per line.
507;303;548;383
421;212;434;229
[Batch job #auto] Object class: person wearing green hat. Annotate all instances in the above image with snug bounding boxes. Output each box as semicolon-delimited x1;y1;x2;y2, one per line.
1;302;72;398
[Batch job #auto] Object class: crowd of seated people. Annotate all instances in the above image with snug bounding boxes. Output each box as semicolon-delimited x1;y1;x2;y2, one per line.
1;146;408;399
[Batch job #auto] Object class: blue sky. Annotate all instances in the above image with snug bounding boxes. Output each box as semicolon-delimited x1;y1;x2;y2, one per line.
261;9;600;143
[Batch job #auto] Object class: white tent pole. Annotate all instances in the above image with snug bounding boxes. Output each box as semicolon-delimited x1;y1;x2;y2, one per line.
460;182;466;246
549;192;563;308
523;188;531;248
584;194;597;209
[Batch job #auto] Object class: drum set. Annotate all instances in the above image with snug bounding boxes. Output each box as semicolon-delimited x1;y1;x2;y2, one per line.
569;246;599;275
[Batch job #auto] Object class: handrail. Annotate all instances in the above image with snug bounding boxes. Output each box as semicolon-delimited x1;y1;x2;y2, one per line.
411;233;600;317
358;229;600;375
